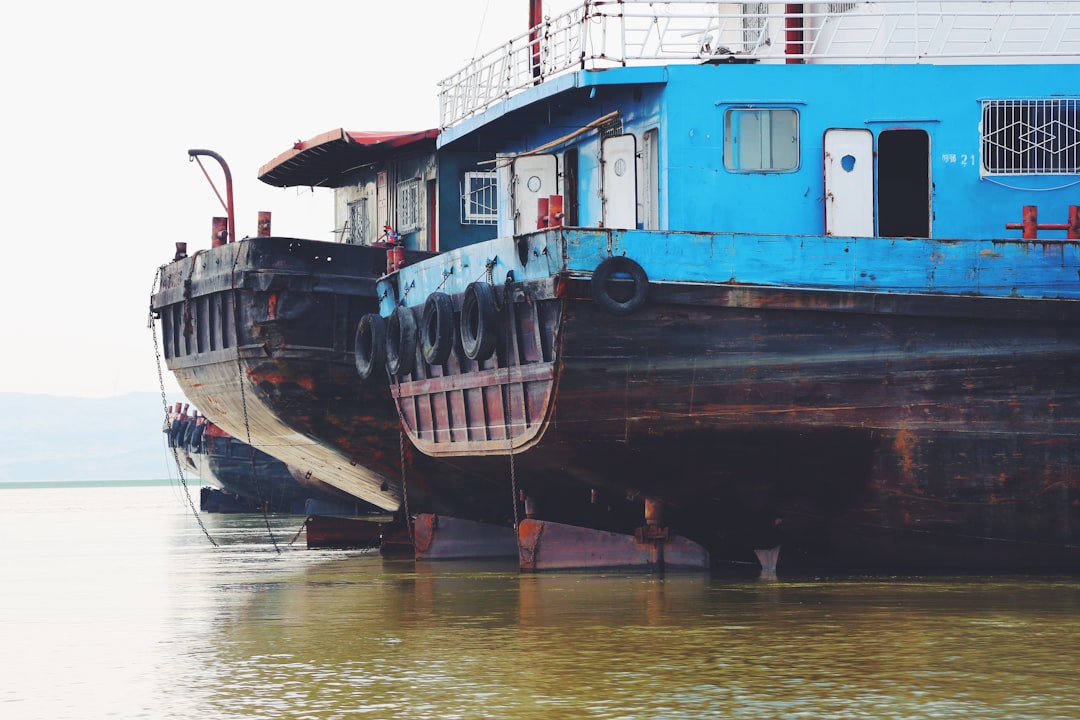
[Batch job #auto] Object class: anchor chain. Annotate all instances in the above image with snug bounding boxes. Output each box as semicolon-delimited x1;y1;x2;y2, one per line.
148;266;218;547
288;518;308;546
503;291;521;534
399;424;414;545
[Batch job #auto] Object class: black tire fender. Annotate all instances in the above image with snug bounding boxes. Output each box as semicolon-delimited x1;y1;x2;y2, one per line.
591;256;648;315
386;305;417;376
354;313;387;381
460;281;499;361
420;292;454;366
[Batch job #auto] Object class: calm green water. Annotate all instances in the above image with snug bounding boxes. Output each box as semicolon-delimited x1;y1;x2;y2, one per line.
1;484;1077;719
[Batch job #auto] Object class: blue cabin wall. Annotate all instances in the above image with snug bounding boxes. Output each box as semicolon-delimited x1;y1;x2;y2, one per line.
663;63;1079;241
484;63;1079;242
437;151;498;252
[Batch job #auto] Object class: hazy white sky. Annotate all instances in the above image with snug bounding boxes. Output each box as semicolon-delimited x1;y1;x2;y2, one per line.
0;1;573;397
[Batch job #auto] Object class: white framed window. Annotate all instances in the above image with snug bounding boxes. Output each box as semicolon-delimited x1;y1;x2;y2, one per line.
396;178;421;233
724;108;799;172
981;99;1080;175
346;198;369;244
461;171;498;224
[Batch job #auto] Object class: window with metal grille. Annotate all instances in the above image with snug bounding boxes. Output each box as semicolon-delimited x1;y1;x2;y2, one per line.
397;178;421;233
599;116;624;140
981;99;1080;175
742;3;769;50
461;171;498;224
347;198;369;244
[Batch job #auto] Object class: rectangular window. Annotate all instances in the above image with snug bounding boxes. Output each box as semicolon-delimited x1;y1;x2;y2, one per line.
347;198;369;244
981;99;1080;175
461;171;498;224
396;178;421;233
724;108;799;172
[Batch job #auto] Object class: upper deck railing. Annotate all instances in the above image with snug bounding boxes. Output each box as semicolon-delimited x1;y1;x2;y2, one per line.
438;1;1080;129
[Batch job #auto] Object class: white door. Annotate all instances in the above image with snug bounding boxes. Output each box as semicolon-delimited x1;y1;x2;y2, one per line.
602;135;638;229
512;154;558;234
824;129;874;237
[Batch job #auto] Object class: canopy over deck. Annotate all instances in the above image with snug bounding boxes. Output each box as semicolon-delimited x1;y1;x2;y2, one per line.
258;129;438;188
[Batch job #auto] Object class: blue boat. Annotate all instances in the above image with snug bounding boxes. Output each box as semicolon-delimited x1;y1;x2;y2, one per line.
360;1;1080;570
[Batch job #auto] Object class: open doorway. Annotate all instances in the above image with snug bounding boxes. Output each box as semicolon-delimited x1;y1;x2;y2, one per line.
877;129;930;238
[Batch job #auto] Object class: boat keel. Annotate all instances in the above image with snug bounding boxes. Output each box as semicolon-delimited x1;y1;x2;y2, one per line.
517;519;710;572
412;514;518;560
305;515;386;550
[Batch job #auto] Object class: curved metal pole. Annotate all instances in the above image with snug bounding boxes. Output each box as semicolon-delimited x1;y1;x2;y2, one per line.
188;148;236;243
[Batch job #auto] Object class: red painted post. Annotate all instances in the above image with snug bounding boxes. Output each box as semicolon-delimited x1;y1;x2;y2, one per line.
257;211;272;237
537;197;549;229
529;0;543;80
212;217;228;248
644;498;665;526
548;195;564;227
1022;205;1038;239
1069;205;1079;240
785;4;805;64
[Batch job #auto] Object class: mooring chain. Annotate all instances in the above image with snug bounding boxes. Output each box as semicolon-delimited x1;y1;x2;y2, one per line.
148;266;218;547
394;369;414;545
230;243;281;554
503;295;521;533
509;444;520;532
287;519;307;546
399;428;414;545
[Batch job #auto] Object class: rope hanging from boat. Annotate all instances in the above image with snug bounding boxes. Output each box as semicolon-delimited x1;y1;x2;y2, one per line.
230;244;281;554
148;266;218;547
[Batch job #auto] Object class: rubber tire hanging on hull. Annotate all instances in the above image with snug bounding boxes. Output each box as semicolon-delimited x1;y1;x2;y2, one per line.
354;313;387;381
460;281;499;362
420;292;454;366
592;256;649;315
386;305;417;376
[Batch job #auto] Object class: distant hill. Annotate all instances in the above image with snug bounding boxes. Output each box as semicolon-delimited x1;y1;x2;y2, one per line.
0;393;177;482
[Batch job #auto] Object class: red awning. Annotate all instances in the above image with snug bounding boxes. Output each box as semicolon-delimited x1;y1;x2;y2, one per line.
257;128;439;188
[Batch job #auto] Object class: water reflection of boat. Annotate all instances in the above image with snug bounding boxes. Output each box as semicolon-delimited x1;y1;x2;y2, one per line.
165;401;345;514
363;2;1080;571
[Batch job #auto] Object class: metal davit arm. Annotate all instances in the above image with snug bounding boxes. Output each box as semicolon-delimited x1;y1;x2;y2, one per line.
188;148;236;245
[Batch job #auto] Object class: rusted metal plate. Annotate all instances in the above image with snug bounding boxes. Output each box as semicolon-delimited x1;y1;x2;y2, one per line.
305;516;385;550
412;514;517;560
518;519;709;572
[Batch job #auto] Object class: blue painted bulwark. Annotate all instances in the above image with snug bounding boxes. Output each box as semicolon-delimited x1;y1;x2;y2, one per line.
378;2;1080;570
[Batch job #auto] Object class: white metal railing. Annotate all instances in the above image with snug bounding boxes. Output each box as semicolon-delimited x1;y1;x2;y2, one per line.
438;1;1080;129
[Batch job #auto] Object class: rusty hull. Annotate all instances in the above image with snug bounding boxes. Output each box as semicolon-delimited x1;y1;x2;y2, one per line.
152;236;512;523
390;276;1080;570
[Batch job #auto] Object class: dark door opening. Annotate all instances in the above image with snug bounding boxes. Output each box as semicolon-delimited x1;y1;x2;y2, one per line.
877;129;930;238
426;179;437;251
563;148;579;226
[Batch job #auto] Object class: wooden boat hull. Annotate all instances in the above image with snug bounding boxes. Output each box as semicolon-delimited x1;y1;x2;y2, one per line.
152;236;511;522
